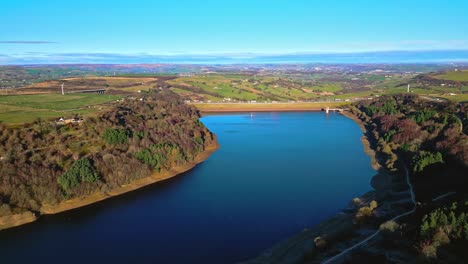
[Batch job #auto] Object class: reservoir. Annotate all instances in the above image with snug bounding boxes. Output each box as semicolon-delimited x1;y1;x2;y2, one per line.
0;112;375;263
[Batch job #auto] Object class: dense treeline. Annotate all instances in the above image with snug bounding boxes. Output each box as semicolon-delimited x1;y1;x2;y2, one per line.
347;94;468;262
350;94;467;200
0;89;216;216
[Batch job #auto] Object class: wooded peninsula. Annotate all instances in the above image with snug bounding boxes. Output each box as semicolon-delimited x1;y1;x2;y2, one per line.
0;89;218;230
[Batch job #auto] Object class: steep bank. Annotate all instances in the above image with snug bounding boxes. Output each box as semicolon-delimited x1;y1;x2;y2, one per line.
0;141;219;230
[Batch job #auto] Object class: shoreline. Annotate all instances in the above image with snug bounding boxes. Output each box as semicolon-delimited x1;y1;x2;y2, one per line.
0;141;219;230
0;211;37;231
245;110;391;263
1;110;396;261
340;110;381;170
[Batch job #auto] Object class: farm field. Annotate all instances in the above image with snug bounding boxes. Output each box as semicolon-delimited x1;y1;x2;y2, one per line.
437;93;468;102
1;69;467;125
8;76;160;94
433;70;468;81
166;75;343;102
0;93;122;124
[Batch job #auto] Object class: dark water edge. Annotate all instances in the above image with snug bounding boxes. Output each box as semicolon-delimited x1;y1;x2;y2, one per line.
0;112;375;264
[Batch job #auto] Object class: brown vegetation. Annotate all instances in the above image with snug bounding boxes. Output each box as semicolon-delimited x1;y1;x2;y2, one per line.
0;89;216;219
351;94;468;200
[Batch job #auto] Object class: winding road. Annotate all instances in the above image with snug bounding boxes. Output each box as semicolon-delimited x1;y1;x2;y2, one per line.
322;166;457;264
321;167;416;264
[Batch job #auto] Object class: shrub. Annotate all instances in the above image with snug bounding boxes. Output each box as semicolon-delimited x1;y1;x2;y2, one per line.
313;236;327;250
356;201;378;223
433;229;450;247
420;243;437;259
356;207;373;220
380;220;400;239
380;220;399;232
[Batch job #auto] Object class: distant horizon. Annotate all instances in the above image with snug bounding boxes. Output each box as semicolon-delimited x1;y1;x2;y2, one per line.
2;49;468;65
2;0;468;63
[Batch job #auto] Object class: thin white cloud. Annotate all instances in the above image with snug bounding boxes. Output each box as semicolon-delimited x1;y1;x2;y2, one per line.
1;50;468;64
0;41;57;44
311;40;468;53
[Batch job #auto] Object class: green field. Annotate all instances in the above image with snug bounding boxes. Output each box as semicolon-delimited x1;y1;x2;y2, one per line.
2;71;466;125
167;75;344;102
166;73;468;104
433;70;468;81
437;93;468;102
0;93;122;124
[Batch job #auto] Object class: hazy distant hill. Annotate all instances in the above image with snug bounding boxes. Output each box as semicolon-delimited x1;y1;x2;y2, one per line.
2;50;468;64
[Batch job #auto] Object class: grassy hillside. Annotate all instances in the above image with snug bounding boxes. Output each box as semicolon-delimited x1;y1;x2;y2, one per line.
16;76;160;94
168;74;468;103
166;75;343;102
1;71;467;125
0;93;122;124
433;70;468;81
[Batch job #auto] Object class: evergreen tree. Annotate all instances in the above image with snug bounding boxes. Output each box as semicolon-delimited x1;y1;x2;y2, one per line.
421;220;431;237
58;158;99;191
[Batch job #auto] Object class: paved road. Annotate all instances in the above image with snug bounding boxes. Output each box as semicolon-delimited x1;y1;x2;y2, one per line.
432;192;457;202
322;167;457;264
322;167;416;264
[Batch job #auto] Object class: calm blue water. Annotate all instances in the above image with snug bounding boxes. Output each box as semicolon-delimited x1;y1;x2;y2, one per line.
0;112;375;264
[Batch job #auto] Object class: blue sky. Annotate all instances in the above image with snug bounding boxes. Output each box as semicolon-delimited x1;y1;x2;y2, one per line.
1;0;468;63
